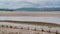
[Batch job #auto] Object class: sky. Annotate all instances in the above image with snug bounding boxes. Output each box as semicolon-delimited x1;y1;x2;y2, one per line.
0;0;60;9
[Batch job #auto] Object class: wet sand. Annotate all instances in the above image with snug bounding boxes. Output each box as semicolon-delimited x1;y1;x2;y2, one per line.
0;27;56;34
0;22;60;34
0;11;60;17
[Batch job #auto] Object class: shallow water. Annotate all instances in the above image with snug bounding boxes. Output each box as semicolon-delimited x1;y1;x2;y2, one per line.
0;16;60;24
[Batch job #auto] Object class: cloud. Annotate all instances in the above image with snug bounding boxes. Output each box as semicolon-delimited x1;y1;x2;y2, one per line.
0;0;60;9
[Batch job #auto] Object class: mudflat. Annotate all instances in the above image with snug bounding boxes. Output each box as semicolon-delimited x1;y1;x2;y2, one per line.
0;27;56;34
0;11;60;17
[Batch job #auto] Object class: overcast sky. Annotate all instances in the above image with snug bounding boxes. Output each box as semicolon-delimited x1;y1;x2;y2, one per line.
0;0;60;9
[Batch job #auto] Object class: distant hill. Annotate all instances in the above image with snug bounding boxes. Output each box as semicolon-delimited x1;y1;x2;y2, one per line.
16;7;60;11
0;8;14;11
0;7;60;11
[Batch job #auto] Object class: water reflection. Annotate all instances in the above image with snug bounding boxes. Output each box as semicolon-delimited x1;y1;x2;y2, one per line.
0;16;60;24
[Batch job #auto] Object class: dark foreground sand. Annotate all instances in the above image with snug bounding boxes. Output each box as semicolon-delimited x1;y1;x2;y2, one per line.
0;27;56;34
0;21;60;34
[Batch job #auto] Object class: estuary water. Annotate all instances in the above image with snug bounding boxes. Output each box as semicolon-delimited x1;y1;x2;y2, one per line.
0;16;60;24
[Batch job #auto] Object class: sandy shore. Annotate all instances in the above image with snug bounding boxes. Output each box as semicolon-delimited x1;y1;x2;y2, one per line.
0;27;56;34
0;11;60;17
0;22;60;34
